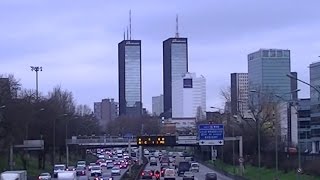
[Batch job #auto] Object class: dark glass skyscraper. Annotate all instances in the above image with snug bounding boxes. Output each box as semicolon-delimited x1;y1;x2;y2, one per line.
163;38;188;117
118;40;142;116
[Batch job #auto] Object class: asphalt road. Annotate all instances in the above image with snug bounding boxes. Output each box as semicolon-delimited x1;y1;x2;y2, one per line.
51;165;128;180
140;156;232;180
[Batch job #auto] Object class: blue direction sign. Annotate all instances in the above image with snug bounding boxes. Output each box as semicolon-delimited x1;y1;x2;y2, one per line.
198;124;224;146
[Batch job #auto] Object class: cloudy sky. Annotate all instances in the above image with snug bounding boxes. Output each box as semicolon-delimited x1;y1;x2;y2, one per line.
1;0;320;111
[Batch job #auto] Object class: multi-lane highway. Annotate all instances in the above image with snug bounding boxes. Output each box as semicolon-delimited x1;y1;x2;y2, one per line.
141;155;232;180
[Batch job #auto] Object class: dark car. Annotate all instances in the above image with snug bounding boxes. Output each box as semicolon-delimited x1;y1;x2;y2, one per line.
205;172;217;180
76;166;86;176
141;169;153;179
178;161;191;176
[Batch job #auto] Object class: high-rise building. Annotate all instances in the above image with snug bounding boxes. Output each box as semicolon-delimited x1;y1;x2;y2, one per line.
309;61;320;152
231;73;249;117
297;98;311;152
94;98;119;131
118;40;142;116
163;37;188;117
172;72;206;119
248;49;291;141
290;72;298;101
152;95;164;116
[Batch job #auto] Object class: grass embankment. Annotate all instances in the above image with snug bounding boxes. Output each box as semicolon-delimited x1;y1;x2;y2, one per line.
208;160;320;180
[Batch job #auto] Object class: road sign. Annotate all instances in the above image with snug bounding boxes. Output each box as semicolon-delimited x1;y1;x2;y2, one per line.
198;124;224;145
136;135;176;146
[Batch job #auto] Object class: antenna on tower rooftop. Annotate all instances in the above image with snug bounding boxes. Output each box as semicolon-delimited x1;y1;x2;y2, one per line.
129;10;132;40
126;26;129;40
175;14;180;38
123;29;126;40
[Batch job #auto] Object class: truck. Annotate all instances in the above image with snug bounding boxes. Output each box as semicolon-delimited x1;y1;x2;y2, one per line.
177;161;191;176
0;170;27;180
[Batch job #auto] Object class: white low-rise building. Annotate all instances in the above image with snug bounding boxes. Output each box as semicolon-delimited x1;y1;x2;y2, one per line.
172;72;206;119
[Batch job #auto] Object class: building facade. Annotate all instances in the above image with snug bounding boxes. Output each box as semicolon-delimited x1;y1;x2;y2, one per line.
152;95;164;116
94;98;119;131
231;73;249;117
172;72;206;119
163;37;188;117
309;62;320;153
297;98;312;152
118;40;142;116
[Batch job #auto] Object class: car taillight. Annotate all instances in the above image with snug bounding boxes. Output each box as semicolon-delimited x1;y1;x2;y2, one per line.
142;172;145;176
150;172;153;176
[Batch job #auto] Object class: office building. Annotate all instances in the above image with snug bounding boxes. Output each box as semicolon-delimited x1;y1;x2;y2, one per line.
118;40;142;116
94;98;119;131
163;37;188;117
152;95;164;116
248;49;291;142
310;62;320;152
172;72;206;119
297;98;311;152
231;73;249;116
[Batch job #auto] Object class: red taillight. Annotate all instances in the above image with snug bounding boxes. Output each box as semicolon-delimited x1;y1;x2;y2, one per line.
142;172;145;176
150;172;153;176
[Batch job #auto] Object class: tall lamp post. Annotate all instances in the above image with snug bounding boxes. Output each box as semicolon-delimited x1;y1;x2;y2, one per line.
30;66;43;100
53;113;68;165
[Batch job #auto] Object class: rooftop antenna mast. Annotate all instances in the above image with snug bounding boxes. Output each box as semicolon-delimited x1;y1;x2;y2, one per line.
123;29;126;40
175;14;180;38
129;10;132;40
126;26;129;40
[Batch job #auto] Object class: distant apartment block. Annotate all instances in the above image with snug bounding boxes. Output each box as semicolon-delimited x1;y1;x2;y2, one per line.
152;95;164;116
94;98;118;131
172;72;206;119
231;73;249;117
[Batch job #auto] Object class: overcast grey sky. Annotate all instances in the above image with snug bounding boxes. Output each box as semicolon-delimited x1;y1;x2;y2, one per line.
1;0;319;111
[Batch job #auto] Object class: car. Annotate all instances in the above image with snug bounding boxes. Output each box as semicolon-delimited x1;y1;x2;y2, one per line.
57;171;76;180
99;172;114;180
91;166;102;177
106;158;113;164
141;169;153;179
88;162;96;170
113;160;121;166
77;160;86;167
205;172;217;180
177;161;191;176
76;166;86;176
149;157;157;166
120;162;127;169
100;161;107;167
53;164;66;178
107;162;114;169
182;171;194;180
144;149;150;155
38;172;51;180
169;157;175;163
163;168;176;180
190;163;199;172
161;164;170;176
160;156;170;166
111;166;121;176
66;166;76;171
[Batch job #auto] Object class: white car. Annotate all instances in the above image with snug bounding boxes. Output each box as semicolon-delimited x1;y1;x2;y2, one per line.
53;164;66;178
111;166;121;176
90;166;102;177
57;171;76;180
88;163;96;170
38;172;51;180
190;163;199;172
164;168;176;180
144;149;150;155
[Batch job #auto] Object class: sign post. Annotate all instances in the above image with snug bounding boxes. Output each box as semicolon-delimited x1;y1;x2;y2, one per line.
198;124;224;145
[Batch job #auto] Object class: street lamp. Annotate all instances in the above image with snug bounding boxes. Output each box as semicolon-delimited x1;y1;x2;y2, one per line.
30;66;43;100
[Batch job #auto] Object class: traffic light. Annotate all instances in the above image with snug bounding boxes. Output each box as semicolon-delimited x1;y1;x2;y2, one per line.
136;135;176;146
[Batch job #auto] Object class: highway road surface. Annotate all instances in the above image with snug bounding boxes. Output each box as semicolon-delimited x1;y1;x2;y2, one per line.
140;156;232;180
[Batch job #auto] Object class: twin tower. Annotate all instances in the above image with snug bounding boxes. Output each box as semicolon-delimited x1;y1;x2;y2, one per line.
118;31;188;117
